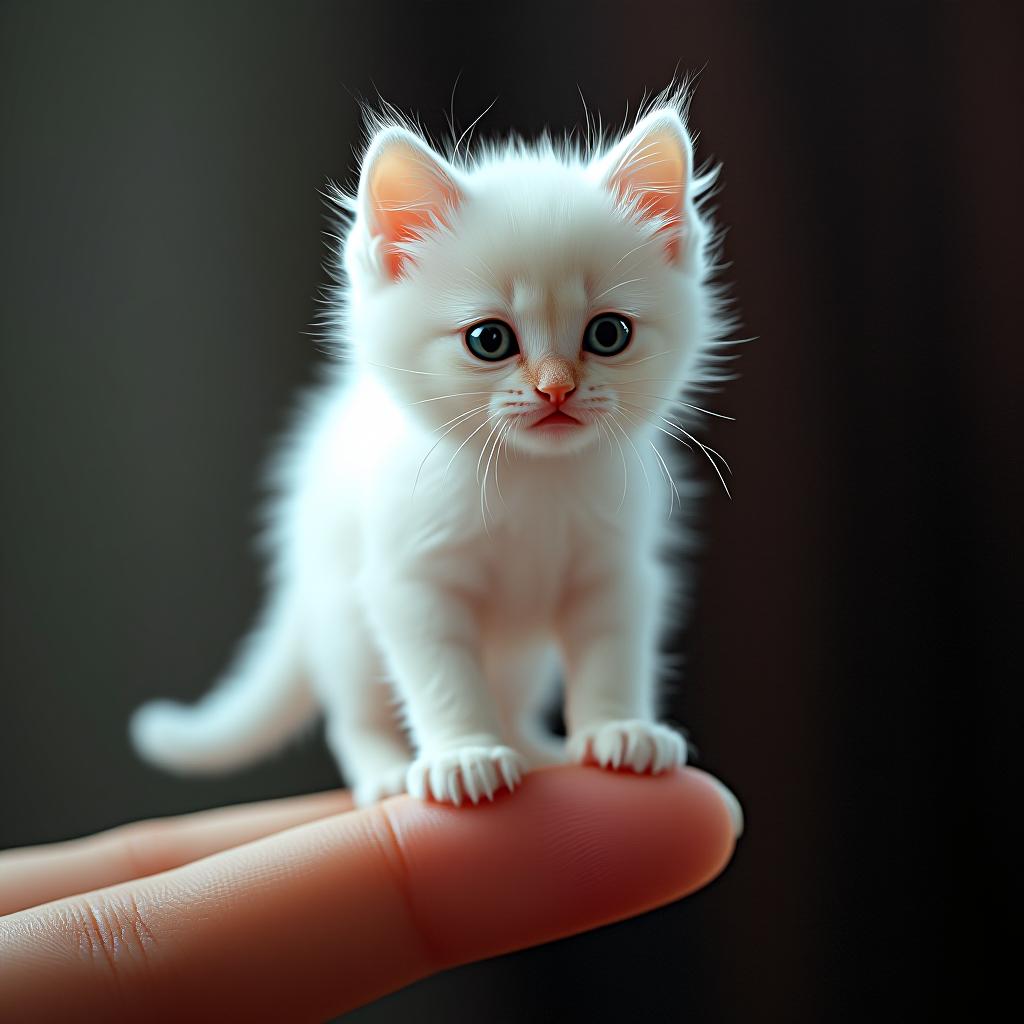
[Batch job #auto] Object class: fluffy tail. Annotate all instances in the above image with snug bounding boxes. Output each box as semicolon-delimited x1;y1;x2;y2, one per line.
130;596;316;774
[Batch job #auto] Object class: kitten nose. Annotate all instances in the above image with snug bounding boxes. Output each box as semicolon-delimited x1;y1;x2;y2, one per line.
534;356;577;405
536;382;575;405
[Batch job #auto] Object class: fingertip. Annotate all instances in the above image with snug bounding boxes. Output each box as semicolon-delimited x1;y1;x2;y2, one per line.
695;770;745;839
382;764;738;967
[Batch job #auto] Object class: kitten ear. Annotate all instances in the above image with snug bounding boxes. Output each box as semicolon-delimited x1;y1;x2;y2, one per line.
598;109;692;264
359;128;463;281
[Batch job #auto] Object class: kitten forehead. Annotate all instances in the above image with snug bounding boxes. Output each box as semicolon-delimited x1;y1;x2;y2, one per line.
463;159;639;256
510;278;587;317
412;159;665;320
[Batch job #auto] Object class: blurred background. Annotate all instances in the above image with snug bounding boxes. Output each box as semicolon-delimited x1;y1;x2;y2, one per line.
1;1;1018;1020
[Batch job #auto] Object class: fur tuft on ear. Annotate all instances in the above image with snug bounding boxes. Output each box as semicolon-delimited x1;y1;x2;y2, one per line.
598;109;692;265
359;128;463;281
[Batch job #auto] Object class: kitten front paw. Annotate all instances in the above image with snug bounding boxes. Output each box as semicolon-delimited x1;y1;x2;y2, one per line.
568;720;687;774
406;745;526;806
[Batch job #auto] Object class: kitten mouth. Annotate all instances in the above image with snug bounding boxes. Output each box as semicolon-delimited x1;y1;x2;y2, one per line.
531;409;582;428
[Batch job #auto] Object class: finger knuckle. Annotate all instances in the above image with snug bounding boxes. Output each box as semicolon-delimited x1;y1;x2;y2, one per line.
65;890;157;985
371;805;441;973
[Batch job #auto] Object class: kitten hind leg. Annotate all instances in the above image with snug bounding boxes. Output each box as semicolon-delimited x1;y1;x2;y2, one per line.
309;590;412;806
324;695;411;807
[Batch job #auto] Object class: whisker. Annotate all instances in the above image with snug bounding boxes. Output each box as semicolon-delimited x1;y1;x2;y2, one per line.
433;402;494;435
442;409;506;484
617;397;733;470
506;419;519;464
708;336;758;347
479;417;507;526
612;349;675;368
607;235;662;272
607;411;651;497
411;403;491;496
595;418;613;469
453;94;498;162
366;360;454;378
406;391;501;407
476;416;506;483
616;408;681;517
614;377;713;385
648;437;681;517
613;399;693;451
658;413;732;475
602;413;629;513
610;388;735;421
618;399;732;498
590;277;646;304
493;421;513;508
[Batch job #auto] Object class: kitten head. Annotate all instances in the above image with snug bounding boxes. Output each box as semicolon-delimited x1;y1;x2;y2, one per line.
334;95;725;459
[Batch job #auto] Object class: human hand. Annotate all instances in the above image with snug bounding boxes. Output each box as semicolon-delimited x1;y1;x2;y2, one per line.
0;766;742;1022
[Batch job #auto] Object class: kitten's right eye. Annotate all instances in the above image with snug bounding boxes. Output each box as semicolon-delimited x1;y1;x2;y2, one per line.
465;320;519;362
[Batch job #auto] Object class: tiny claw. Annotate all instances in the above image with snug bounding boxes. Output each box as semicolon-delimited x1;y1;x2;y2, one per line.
624;730;642;769
479;762;497;801
499;755;520;792
459;753;481;804
447;772;462;806
608;736;624;769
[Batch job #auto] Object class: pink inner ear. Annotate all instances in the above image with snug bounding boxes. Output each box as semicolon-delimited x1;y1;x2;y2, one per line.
369;145;461;280
607;128;688;262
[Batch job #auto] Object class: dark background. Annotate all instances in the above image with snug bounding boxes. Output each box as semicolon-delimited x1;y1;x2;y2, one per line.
1;1;1018;1021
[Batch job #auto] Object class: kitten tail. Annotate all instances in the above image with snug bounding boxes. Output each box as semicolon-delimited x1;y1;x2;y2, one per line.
130;595;315;774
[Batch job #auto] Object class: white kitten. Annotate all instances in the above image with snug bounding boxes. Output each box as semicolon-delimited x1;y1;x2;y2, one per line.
130;92;733;806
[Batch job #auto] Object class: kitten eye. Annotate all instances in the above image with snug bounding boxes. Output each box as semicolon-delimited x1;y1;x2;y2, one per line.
583;314;632;357
465;320;519;362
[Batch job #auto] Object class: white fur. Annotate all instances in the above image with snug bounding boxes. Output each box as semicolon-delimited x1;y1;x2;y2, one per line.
130;90;734;806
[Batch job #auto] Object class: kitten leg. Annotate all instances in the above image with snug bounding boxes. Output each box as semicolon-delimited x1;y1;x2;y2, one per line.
323;688;411;807
368;580;525;806
485;642;566;768
308;591;412;806
559;563;687;774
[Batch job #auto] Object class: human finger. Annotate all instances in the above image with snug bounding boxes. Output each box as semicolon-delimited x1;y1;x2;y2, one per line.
0;788;354;915
0;766;739;1023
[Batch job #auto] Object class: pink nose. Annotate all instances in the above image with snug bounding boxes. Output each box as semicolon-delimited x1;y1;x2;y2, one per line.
536;382;575;405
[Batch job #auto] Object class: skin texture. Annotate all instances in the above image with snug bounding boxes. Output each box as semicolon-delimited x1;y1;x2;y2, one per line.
0;766;740;1022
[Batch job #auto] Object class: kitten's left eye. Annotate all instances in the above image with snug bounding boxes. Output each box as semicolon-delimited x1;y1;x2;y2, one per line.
465;320;519;362
583;314;632;357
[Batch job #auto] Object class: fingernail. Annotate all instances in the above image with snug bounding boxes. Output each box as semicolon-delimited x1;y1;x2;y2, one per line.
706;775;744;839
